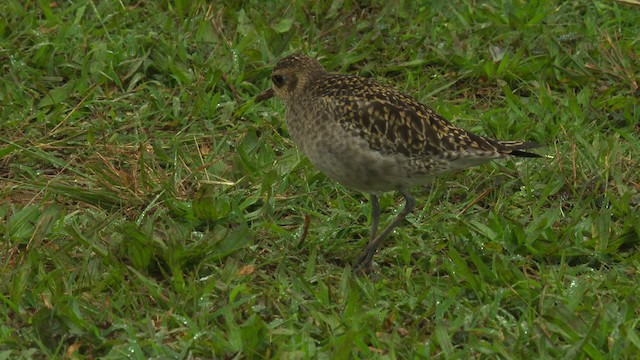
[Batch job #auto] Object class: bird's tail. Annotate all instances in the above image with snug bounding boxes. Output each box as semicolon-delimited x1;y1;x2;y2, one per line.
495;140;542;158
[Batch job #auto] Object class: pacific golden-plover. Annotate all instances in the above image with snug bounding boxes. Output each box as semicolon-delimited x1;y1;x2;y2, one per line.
257;55;540;270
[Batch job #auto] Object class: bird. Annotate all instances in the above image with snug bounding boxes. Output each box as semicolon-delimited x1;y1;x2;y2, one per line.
256;54;540;271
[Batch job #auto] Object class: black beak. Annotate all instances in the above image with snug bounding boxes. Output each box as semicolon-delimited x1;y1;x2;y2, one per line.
256;88;274;102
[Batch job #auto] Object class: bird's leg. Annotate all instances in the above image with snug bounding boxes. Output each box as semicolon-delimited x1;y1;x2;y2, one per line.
355;189;416;270
369;193;380;240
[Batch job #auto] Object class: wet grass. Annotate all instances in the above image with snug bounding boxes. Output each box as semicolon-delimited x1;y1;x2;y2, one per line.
1;0;639;358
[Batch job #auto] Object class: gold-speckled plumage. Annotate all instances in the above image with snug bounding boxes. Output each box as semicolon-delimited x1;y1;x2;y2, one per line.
258;55;540;270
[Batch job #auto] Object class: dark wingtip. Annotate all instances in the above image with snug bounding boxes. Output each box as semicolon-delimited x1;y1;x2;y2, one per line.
499;140;544;158
509;149;543;158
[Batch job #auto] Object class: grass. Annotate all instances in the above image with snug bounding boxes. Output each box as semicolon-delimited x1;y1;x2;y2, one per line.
1;0;639;358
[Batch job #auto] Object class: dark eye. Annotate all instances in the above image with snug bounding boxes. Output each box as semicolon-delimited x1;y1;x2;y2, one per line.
272;74;285;86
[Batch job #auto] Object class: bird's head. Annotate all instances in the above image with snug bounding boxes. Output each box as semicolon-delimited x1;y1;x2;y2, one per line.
256;55;327;103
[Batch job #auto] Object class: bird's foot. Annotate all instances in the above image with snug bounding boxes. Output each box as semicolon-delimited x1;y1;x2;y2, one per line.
353;250;376;274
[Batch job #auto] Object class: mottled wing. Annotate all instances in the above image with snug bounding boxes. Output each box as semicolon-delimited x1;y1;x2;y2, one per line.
315;75;532;164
